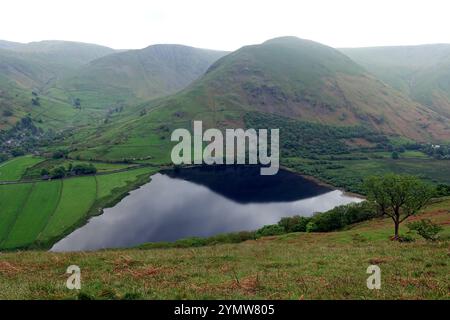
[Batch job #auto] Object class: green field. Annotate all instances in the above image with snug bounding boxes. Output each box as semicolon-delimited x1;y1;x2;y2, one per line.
0;166;157;250
38;177;97;243
0;183;34;244
0;156;45;181
2;181;62;249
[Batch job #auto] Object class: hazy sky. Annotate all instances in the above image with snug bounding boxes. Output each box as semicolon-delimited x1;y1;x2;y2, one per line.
1;0;449;50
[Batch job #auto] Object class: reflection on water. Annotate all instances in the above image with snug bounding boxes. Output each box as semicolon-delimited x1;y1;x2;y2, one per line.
164;165;332;203
51;167;362;252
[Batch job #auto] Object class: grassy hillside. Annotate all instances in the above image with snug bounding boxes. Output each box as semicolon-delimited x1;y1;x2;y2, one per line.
0;40;115;89
0;198;448;299
0;42;226;140
0;40;116;131
341;44;450;118
58;44;228;109
70;37;450;163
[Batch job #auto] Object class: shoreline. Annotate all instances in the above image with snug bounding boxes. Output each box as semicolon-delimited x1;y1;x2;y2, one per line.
168;163;366;199
280;165;366;199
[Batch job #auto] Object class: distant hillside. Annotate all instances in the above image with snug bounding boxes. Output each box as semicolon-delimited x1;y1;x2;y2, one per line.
0;40;115;83
0;49;54;89
341;44;450;118
192;37;449;140
0;40;24;50
59;45;228;108
0;40;117;129
72;37;450;161
0;40;116;89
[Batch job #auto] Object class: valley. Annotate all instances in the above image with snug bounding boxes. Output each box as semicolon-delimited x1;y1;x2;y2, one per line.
0;36;449;300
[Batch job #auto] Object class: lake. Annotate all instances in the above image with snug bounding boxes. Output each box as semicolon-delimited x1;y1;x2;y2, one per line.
51;166;362;252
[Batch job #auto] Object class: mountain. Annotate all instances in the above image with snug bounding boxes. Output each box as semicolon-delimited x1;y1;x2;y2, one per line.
11;40;116;65
0;42;226;138
341;44;450;117
59;44;228;108
0;48;53;89
0;41;116;130
0;40;24;50
71;37;450;161
0;40;116;89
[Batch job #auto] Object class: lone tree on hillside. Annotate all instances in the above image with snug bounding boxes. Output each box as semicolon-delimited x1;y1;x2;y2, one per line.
364;174;434;240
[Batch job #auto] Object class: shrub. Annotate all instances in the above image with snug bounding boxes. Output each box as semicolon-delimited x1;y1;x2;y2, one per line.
309;209;344;232
72;163;97;175
50;166;66;179
278;216;310;232
436;184;450;197
306;221;318;232
255;224;285;238
31;97;40;106
306;201;378;232
11;148;25;157
173;237;207;247
52;149;68;159
407;219;443;241
207;231;256;244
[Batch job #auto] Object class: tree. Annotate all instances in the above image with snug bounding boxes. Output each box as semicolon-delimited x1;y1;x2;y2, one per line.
364;174;434;240
40;168;50;177
50;166;66;179
11;148;25;157
278;215;310;232
31;97;40;106
72;163;97;175
73;98;81;109
255;224;284;238
0;153;8;163
52;149;68;159
391;151;399;159
436;184;450;197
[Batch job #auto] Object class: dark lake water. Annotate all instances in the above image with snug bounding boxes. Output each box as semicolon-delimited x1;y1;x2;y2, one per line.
51;166;362;252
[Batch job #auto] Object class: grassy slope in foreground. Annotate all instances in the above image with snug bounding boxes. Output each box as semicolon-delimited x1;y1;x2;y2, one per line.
0;198;448;299
0;166;157;250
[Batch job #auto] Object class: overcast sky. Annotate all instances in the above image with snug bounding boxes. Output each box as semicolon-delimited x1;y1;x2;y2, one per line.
1;0;449;50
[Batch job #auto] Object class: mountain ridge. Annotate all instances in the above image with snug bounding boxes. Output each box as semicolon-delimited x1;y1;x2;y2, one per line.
341;44;450;118
58;44;229;108
68;37;450;162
